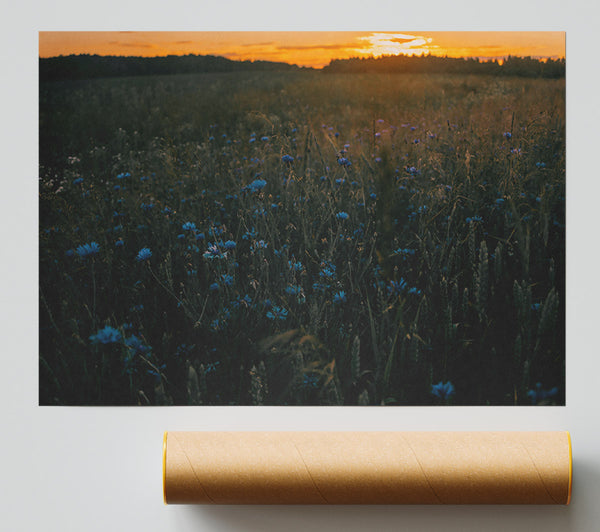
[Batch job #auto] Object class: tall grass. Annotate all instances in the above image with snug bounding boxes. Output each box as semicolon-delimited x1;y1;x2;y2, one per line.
39;71;565;405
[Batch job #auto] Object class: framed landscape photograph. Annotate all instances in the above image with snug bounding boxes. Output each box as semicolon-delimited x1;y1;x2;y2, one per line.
38;31;565;406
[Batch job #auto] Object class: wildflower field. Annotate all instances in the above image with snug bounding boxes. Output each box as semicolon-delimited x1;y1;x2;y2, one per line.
39;71;565;405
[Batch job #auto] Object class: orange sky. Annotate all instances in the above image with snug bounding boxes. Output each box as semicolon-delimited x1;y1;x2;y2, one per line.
39;31;565;69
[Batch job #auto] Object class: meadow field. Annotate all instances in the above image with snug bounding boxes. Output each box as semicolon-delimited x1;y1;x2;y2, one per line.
39;71;565;405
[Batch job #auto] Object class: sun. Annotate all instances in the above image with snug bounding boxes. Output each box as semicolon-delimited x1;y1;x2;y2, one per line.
356;33;434;57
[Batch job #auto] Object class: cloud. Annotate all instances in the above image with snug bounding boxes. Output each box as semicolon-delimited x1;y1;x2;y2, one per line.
388;37;419;45
276;42;359;52
108;41;156;49
241;41;275;48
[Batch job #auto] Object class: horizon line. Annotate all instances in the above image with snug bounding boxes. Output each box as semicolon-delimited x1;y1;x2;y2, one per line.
39;50;566;66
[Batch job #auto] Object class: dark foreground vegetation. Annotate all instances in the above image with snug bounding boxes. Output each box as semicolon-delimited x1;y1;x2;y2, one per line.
39;69;565;405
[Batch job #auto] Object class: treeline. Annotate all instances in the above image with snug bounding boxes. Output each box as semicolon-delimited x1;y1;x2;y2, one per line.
39;54;308;82
39;52;565;82
322;54;565;78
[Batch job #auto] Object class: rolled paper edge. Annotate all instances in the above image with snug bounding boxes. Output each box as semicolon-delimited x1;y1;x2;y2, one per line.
163;431;168;505
567;431;572;505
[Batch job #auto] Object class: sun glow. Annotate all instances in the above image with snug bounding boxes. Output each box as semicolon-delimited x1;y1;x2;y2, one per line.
356;33;434;57
39;31;565;69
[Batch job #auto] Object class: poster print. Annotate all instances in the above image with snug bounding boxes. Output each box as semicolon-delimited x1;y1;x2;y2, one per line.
39;32;565;405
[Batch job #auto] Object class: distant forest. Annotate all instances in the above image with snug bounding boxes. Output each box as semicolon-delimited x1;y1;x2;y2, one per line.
39;54;307;82
39;53;565;82
322;54;565;78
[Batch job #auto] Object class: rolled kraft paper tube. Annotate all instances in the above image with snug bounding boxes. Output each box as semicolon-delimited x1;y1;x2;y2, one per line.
163;431;572;505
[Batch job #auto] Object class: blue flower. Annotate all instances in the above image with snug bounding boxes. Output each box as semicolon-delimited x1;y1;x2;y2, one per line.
175;343;195;358
431;381;455;401
209;282;219;291
319;260;336;280
266;306;288;321
208;226;224;238
337;157;352;167
220;274;234;286
141;202;154;211
223;240;237;250
203;243;227;260
392;247;416;257
503;132;512;139
333;291;347;304
115;239;124;247
205;361;220;373
182;222;197;231
387;278;407;296
75;241;100;258
124;335;151;356
252;240;267;252
136;247;152;261
312;282;327;292
281;155;294;163
288;259;303;272
243;179;267;194
89;325;121;345
336;211;349;220
285;285;303;296
73;177;84;185
526;383;558;405
466;216;483;223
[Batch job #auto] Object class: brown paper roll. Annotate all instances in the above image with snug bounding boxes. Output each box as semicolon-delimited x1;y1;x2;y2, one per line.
163;431;572;505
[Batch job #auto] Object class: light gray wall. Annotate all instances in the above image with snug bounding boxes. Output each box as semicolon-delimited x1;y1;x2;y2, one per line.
2;1;599;530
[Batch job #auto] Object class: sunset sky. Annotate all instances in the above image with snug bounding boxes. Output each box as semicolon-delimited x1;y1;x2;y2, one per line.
39;31;565;69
